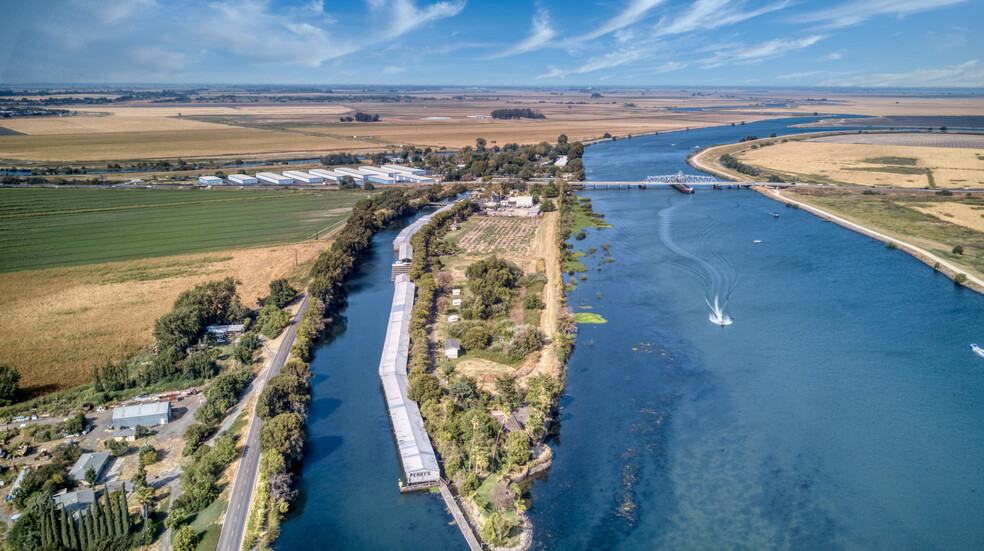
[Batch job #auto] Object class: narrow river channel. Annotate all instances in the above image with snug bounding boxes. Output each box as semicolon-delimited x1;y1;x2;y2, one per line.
281;118;984;550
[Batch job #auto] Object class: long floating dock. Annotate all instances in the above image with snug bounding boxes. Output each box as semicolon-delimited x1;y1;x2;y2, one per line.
379;205;456;487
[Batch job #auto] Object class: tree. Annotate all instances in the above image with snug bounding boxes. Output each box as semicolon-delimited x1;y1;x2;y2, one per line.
132;463;147;487
557;133;568;145
139;445;158;465
257;304;290;338
540;199;556;212
268;278;297;308
104;438;128;457
135;424;152;439
952;245;964;255
489;483;515;511
256;373;310;420
184;346;218;379
172;525;199;551
64;411;87;434
339;175;359;189
0;364;21;405
567;141;584;160
475;137;487;151
84;465;97;486
234;332;261;366
523;294;544;310
363;181;375;190
461;326;491;351
259;412;305;468
506;430;531;466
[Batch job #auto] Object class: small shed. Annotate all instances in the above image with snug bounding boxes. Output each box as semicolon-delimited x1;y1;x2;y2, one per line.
443;339;460;359
53;488;95;517
68;452;111;485
452;298;462;306
206;324;245;337
112;402;171;429
451;288;461;296
447;315;460;323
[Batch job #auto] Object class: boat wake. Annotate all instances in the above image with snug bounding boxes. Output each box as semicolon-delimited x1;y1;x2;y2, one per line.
657;201;738;327
707;296;733;326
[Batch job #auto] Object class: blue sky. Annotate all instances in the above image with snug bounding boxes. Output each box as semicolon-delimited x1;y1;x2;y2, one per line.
1;0;982;87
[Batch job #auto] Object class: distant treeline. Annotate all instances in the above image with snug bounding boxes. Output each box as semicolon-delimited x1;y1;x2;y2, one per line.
490;108;545;120
339;112;380;122
719;154;760;177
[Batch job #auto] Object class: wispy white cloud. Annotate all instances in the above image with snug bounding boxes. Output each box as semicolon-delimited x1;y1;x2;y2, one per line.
822;52;843;61
821;59;984;86
383;65;406;74
200;0;351;66
388;0;466;38
538;47;650;78
489;6;556;59
703;34;825;68
777;70;823;79
654;0;790;37
574;0;668;42
797;0;966;29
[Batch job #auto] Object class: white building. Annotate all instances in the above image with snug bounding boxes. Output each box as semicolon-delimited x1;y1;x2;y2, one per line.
333;167;365;182
256;172;293;185
382;164;426;176
513;195;535;208
197;176;222;185
282;170;324;184
309;169;343;182
112;402;171;429
228;174;258;185
554;155;569;167
358;166;391;177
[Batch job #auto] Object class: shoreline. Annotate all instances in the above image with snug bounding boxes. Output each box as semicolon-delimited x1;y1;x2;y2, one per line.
689;135;984;295
751;185;984;294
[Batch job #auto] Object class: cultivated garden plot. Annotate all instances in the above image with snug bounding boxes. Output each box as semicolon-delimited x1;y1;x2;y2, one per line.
454;217;540;255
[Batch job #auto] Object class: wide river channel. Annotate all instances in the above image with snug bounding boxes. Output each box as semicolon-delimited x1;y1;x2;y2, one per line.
279;117;984;550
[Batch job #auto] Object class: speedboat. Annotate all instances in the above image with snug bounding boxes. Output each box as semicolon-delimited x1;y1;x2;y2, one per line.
753;240;762;244
973;344;984;358
771;212;780;218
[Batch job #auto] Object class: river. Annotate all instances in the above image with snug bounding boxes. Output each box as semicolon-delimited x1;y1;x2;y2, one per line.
281;117;984;550
527;118;984;550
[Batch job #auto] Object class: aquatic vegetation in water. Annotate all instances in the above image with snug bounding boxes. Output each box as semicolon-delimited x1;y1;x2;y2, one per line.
574;312;607;323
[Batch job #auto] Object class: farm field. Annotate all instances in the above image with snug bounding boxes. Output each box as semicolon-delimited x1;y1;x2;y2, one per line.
0;188;365;272
0;240;329;394
734;134;984;188
451;216;541;255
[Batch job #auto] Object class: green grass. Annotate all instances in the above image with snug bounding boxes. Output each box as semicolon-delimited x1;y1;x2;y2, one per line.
574;312;607;323
188;497;227;551
0;188;368;272
861;156;919;166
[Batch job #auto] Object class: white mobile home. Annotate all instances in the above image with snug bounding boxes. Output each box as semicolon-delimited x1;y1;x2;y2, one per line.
228;174;258;185
256;172;293;185
282;170;324;184
197;176;222;185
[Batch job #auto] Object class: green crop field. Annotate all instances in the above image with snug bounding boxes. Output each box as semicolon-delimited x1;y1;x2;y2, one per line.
0;188;369;272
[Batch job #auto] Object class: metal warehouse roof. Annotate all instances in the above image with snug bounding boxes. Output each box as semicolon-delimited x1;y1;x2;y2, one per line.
113;401;170;420
68;452;110;481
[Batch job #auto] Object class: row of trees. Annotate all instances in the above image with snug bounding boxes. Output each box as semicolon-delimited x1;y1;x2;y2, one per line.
490;108;545;120
36;490;131;551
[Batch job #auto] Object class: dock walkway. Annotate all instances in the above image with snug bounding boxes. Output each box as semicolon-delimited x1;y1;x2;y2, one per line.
440;481;483;551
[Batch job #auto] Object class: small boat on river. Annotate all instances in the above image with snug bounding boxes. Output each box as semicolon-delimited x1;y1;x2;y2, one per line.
973;344;984;358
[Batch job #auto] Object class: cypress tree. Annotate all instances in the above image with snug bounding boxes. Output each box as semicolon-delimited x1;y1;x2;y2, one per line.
59;507;71;548
93;365;103;392
102;493;115;537
84;508;96;551
116;490;130;534
95;497;107;539
78;511;88;551
40;509;51;546
68;511;81;550
109;492;122;536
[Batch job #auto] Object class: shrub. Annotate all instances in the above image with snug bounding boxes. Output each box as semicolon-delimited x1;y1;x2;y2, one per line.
523;294;544;310
461;326;492;351
954;273;968;284
952;245;964;255
257;305;290;338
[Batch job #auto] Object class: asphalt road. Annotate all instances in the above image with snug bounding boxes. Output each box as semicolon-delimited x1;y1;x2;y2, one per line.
215;293;310;551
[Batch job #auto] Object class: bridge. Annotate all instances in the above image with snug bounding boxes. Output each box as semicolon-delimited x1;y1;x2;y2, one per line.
575;172;749;190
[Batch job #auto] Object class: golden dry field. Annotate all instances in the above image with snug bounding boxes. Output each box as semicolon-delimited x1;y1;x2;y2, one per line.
4;89;984;164
735;136;984;188
910;202;984;233
0;241;327;395
0;127;368;163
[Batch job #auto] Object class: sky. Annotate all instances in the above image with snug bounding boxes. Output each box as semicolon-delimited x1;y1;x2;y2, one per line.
1;0;982;87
